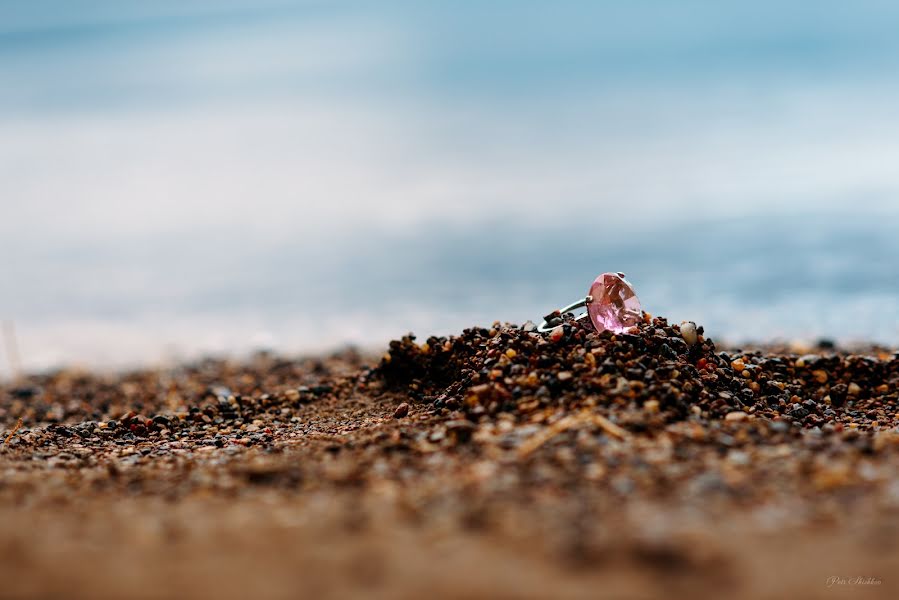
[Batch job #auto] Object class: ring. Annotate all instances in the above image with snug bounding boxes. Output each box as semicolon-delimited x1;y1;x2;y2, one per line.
537;272;643;334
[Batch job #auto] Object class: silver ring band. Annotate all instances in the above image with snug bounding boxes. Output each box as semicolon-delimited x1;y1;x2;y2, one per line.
537;297;591;333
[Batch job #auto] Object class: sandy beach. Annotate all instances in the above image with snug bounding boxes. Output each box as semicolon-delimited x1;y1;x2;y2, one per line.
6;4;899;599
1;315;897;599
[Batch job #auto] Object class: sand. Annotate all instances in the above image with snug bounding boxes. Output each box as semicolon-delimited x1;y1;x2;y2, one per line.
1;316;897;599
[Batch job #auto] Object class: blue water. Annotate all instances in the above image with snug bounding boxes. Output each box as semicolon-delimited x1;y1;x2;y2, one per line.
2;2;899;371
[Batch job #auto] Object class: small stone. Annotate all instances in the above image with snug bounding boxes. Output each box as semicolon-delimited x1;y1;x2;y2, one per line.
725;411;747;422
151;415;171;428
680;321;698;346
445;420;476;443
393;403;410;419
659;344;677;359
795;354;820;368
789;404;809;419
812;370;828;384
9;386;39;399
770;420;790;433
549;326;564;342
848;382;861;396
727;450;750;466
829;383;848;407
731;359;745;372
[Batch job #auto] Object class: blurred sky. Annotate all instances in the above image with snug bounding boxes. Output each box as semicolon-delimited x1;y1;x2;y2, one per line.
2;1;899;373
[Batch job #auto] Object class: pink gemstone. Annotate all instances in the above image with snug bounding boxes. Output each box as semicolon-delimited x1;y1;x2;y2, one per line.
586;273;642;334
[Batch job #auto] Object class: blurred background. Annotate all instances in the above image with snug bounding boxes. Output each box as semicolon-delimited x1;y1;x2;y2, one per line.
2;0;898;374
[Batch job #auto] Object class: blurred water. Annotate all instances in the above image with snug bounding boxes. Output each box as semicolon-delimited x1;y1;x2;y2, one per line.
2;1;899;372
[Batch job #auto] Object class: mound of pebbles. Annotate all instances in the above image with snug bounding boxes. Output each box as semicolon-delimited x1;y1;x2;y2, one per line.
378;315;899;433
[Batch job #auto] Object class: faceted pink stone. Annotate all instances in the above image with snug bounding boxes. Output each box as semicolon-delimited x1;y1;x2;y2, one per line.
586;273;642;334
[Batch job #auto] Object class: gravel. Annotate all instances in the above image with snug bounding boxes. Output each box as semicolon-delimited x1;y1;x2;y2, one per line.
0;316;897;599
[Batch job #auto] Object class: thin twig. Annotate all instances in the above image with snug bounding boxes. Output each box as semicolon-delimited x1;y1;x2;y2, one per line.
517;414;583;458
517;410;630;458
590;413;629;440
3;418;23;446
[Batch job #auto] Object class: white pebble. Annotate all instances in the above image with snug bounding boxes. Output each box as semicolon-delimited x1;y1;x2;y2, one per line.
727;450;751;466
680;321;698;346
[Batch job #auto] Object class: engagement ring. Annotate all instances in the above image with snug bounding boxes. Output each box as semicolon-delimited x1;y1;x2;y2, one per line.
538;272;642;334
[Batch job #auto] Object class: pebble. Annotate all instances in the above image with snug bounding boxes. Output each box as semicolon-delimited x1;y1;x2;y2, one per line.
727;450;750;466
393;403;410;419
795;354;821;368
680;321;698;346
